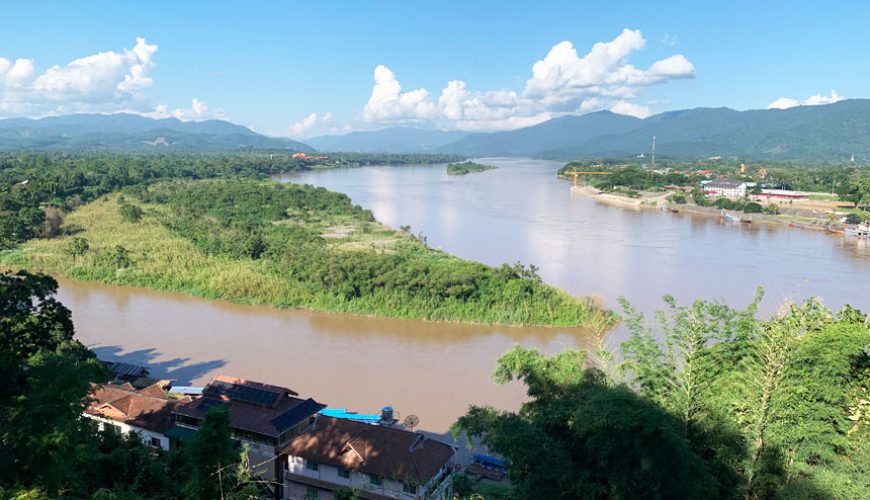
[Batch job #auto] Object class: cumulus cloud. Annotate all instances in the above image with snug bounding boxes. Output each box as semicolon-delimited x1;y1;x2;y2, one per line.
0;37;162;117
359;29;694;131
361;65;436;124
0;38;231;124
610;100;651;118
768;90;844;110
275;111;334;138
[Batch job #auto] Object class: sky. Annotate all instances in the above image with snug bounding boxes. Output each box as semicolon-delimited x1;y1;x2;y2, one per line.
1;1;868;139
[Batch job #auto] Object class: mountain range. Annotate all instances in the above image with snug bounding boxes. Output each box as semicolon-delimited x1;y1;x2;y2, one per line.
307;99;870;160
305;127;468;153
0;113;312;152
2;100;869;160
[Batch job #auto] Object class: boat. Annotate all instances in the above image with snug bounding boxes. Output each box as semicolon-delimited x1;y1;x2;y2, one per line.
844;223;870;238
723;212;740;223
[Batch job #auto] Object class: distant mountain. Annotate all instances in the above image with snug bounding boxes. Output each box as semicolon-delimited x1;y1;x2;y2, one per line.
562;100;870;160
306;127;469;153
440;111;643;156
0;113;313;152
436;100;870;161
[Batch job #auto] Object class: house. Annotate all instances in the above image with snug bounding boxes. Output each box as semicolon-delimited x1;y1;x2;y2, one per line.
100;360;150;385
704;180;747;198
85;381;180;450
280;416;456;500
171;375;326;485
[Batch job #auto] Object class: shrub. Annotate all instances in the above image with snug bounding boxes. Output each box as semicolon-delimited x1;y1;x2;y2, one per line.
743;202;763;213
118;203;143;223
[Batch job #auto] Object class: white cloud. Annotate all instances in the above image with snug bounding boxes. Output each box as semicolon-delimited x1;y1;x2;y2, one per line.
0;58;36;87
767;90;844;110
361;65;436;124
0;39;231;124
274;111;335;138
359;29;694;131
169;98;211;120
0;37;163;117
610;100;651;118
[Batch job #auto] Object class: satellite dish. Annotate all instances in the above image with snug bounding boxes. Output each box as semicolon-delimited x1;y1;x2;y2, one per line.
403;415;420;430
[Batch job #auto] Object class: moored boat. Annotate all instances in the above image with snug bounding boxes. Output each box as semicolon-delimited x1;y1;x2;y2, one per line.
844;223;870;238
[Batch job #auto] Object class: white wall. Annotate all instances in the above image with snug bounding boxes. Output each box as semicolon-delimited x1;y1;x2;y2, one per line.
85;414;170;450
286;455;422;499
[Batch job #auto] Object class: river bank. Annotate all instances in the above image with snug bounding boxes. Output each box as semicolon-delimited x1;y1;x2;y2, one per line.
36;157;870;433
571;184;840;234
2;180;613;329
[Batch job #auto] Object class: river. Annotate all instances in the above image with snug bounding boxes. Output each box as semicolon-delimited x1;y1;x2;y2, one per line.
59;157;870;432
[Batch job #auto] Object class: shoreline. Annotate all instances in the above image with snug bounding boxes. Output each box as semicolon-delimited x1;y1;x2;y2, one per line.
571;184;837;233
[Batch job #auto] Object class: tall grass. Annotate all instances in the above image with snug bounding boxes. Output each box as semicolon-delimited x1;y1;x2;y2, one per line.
3;187;615;329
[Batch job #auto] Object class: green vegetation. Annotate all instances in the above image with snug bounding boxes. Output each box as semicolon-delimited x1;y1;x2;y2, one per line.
456;292;870;499
3;179;610;328
0;271;259;499
559;163;694;192
0;152;461;250
447;161;497;176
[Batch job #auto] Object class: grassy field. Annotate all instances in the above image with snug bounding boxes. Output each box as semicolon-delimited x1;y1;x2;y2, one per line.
2;181;613;328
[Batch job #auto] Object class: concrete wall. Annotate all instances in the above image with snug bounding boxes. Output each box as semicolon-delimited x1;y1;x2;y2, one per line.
85;414;170;450
286;455;421;499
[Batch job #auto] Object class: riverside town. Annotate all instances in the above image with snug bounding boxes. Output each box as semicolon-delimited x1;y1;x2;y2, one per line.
2;2;870;500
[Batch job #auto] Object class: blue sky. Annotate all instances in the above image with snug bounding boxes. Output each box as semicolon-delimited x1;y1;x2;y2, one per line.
0;1;867;138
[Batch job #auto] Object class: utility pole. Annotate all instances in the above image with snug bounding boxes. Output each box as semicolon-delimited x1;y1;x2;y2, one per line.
651;136;656;168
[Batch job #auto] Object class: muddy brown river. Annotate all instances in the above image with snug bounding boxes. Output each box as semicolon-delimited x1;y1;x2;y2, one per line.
60;158;870;432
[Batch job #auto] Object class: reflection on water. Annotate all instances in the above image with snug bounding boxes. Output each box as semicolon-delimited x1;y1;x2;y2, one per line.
56;158;870;432
280;158;870;316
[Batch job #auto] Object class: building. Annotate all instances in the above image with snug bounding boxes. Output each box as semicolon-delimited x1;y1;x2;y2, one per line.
171;375;326;485
704;180;747;198
85;381;180;450
281;416;456;500
751;189;811;201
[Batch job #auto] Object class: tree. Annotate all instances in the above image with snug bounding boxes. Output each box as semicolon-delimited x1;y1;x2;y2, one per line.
109;245;132;269
454;347;719;499
39;206;63;238
182;407;248;500
743;202;763;213
118;203;143;223
0;271;105;494
65;237;89;260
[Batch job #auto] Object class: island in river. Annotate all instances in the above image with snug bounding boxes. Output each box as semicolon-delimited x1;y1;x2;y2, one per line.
1;178;612;329
447;161;498;176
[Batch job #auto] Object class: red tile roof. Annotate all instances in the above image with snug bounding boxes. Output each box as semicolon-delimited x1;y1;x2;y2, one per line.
87;382;180;433
282;416;455;484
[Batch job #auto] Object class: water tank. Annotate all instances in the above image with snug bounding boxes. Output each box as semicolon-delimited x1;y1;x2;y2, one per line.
381;406;394;421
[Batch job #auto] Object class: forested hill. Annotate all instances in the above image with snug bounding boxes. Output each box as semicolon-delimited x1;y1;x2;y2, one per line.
438;99;870;160
0;113;313;152
441;111;642;156
306;127;468;153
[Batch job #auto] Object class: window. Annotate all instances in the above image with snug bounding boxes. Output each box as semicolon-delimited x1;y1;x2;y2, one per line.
403;482;417;494
306;460;319;471
338;468;350;479
149;437;161;448
369;474;382;486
